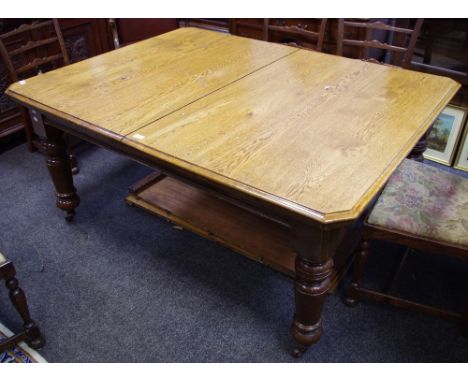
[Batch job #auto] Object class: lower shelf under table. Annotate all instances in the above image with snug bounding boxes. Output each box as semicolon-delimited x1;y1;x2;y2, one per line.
125;171;358;292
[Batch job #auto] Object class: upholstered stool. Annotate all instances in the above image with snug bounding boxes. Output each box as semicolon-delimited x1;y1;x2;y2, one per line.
345;159;468;336
0;252;45;353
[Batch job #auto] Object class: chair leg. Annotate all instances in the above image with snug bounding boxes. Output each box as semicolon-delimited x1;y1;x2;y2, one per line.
344;238;371;306
2;262;45;349
407;131;429;162
64;134;80;175
69;153;79;175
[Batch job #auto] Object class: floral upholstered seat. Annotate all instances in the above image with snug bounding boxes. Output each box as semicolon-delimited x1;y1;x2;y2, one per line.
367;159;468;248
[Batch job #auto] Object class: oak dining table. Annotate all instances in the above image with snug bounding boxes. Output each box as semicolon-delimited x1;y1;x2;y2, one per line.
6;27;459;357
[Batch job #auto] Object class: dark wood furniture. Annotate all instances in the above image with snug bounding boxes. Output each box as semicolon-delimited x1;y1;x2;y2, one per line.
412;19;468;109
229;19;366;54
0;19;70;152
0;252;44;353
265;18;328;51
229;19;265;40
5;28;458;358
230;19;330;51
336;19;423;69
109;19;178;49
0;19;113;144
0;19;81;173
344;159;468;336
179;19;229;33
125;171;361;293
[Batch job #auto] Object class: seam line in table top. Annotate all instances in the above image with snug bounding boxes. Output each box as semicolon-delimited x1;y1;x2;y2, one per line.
8;58;457;223
123;48;300;138
7;44;459;223
7;48;300;143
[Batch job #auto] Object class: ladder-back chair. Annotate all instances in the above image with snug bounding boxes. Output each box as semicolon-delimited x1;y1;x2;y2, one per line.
0;19;78;172
336;19;423;69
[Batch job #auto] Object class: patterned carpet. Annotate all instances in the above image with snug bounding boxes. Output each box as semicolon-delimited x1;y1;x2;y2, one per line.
0;322;47;363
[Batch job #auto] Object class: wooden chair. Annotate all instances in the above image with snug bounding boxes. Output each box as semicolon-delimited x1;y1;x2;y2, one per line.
229;19;327;52
344;159;468;336
0;20;68;150
0;252;44;353
336;19;424;69
0;19;78;173
265;19;328;51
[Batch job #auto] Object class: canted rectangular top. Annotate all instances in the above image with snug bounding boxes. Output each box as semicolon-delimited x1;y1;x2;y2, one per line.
6;28;460;224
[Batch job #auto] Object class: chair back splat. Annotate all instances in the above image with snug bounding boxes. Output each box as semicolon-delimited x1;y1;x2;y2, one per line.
336;19;423;68
230;19;328;52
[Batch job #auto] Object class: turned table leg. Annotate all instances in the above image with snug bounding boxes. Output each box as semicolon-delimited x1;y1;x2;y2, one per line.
42;123;80;221
292;256;333;357
290;224;346;357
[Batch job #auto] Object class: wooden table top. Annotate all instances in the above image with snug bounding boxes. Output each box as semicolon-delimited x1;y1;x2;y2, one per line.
7;27;460;224
7;28;295;139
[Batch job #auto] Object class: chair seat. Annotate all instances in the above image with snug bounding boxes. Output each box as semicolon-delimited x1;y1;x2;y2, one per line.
0;252;5;265
368;159;468;248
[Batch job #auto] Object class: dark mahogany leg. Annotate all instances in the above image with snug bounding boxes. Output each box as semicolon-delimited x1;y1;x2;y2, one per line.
291;257;333;358
42;123;80;221
3;262;45;349
407;131;429;162
69;153;80;175
344;238;371;306
290;224;346;357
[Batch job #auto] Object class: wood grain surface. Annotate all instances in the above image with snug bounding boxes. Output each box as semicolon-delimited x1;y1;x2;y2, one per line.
122;49;459;223
6;28;459;224
6;27;296;138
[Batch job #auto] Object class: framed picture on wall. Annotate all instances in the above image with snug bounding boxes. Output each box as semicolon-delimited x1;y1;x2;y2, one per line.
423;105;467;166
454;122;468;171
